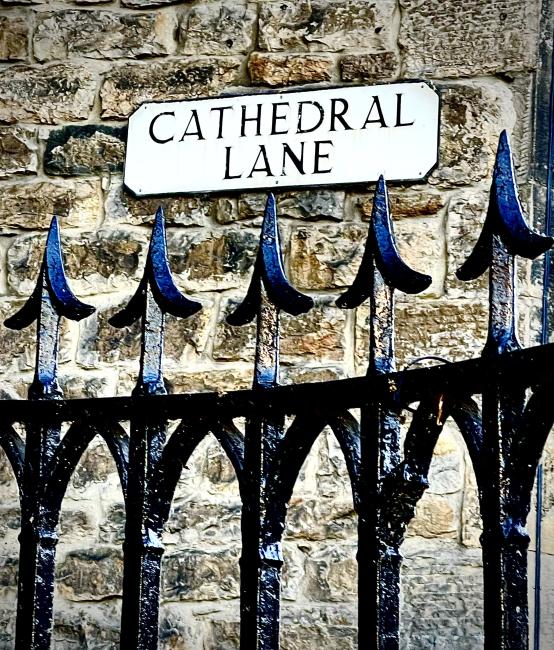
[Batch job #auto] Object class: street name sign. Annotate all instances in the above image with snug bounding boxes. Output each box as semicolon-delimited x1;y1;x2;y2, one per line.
124;83;440;196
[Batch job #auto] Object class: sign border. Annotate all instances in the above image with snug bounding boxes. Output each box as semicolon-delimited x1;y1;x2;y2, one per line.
123;80;441;198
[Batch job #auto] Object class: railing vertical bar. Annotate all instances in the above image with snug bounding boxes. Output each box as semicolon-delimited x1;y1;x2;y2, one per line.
481;234;529;650
240;284;283;649
336;176;431;649
229;194;313;649
120;288;167;650
113;208;201;650
4;218;95;650
15;276;62;650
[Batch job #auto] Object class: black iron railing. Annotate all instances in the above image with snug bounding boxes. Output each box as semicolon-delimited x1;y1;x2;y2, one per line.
0;131;553;650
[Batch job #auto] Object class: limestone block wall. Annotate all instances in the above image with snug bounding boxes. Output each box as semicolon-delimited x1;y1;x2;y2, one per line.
0;1;551;648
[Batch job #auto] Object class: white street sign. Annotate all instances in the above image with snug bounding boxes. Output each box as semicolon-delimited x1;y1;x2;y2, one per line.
124;83;440;196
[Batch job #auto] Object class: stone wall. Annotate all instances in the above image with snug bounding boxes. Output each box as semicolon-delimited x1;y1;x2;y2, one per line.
0;1;551;648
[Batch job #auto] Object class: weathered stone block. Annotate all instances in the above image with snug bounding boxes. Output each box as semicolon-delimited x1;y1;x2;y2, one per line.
461;463;482;548
167;500;242;546
341;51;400;82
395;216;446;298
0;126;37;177
286;497;356;541
214;296;348;363
56;548;123;600
163;367;252;394
122;0;184;6
357;187;446;220
304;543;357;601
44;125;126;176
430;82;517;187
399;0;540;78
162;547;240;601
289;223;366;290
445;190;488;298
0;179;101;230
0;507;20;530
427;430;465;495
258;1;397;52
355;299;489;372
408;493;459;539
59;372;114;399
401;541;484;648
280;607;358;649
70;440;120;490
0;63;96;124
99;503;126;545
180;3;257;56
59;509;96;538
238;190;344;222
7;228;146;297
77;297;211;368
0;298;73;372
393;301;488;367
249;53;334;86
0;14;28;61
53;606;122;650
105;178;219;227
157;608;203;650
34;10;176;61
281;364;344;385
165;228;258;291
101;58;241;119
0;557;17;588
278;190;345;221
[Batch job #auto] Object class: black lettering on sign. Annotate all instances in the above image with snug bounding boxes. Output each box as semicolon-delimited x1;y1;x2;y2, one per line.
395;93;415;127
297;101;324;134
281;142;305;175
224;147;242;180
241;104;263;137
271;102;290;135
313;140;333;174
179;109;205;141
361;97;387;128
211;106;233;139
248;145;274;177
330;98;353;131
149;111;175;144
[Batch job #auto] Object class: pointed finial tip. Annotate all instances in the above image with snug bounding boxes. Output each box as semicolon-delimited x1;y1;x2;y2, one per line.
497;130;511;154
47;215;60;240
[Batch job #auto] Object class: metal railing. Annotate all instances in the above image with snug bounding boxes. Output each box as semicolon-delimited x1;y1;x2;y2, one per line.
0;131;552;650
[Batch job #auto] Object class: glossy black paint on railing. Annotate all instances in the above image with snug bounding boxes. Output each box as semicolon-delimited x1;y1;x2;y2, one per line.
0;131;553;650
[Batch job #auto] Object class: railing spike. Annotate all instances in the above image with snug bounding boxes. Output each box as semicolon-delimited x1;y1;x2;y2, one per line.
4;216;95;331
337;176;431;310
109;207;201;329
227;193;313;326
457;130;553;281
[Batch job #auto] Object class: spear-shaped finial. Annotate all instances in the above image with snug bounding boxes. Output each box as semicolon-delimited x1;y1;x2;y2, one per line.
5;217;95;398
457;130;552;282
456;131;553;355
337;176;431;374
227;193;313;388
109;207;201;394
